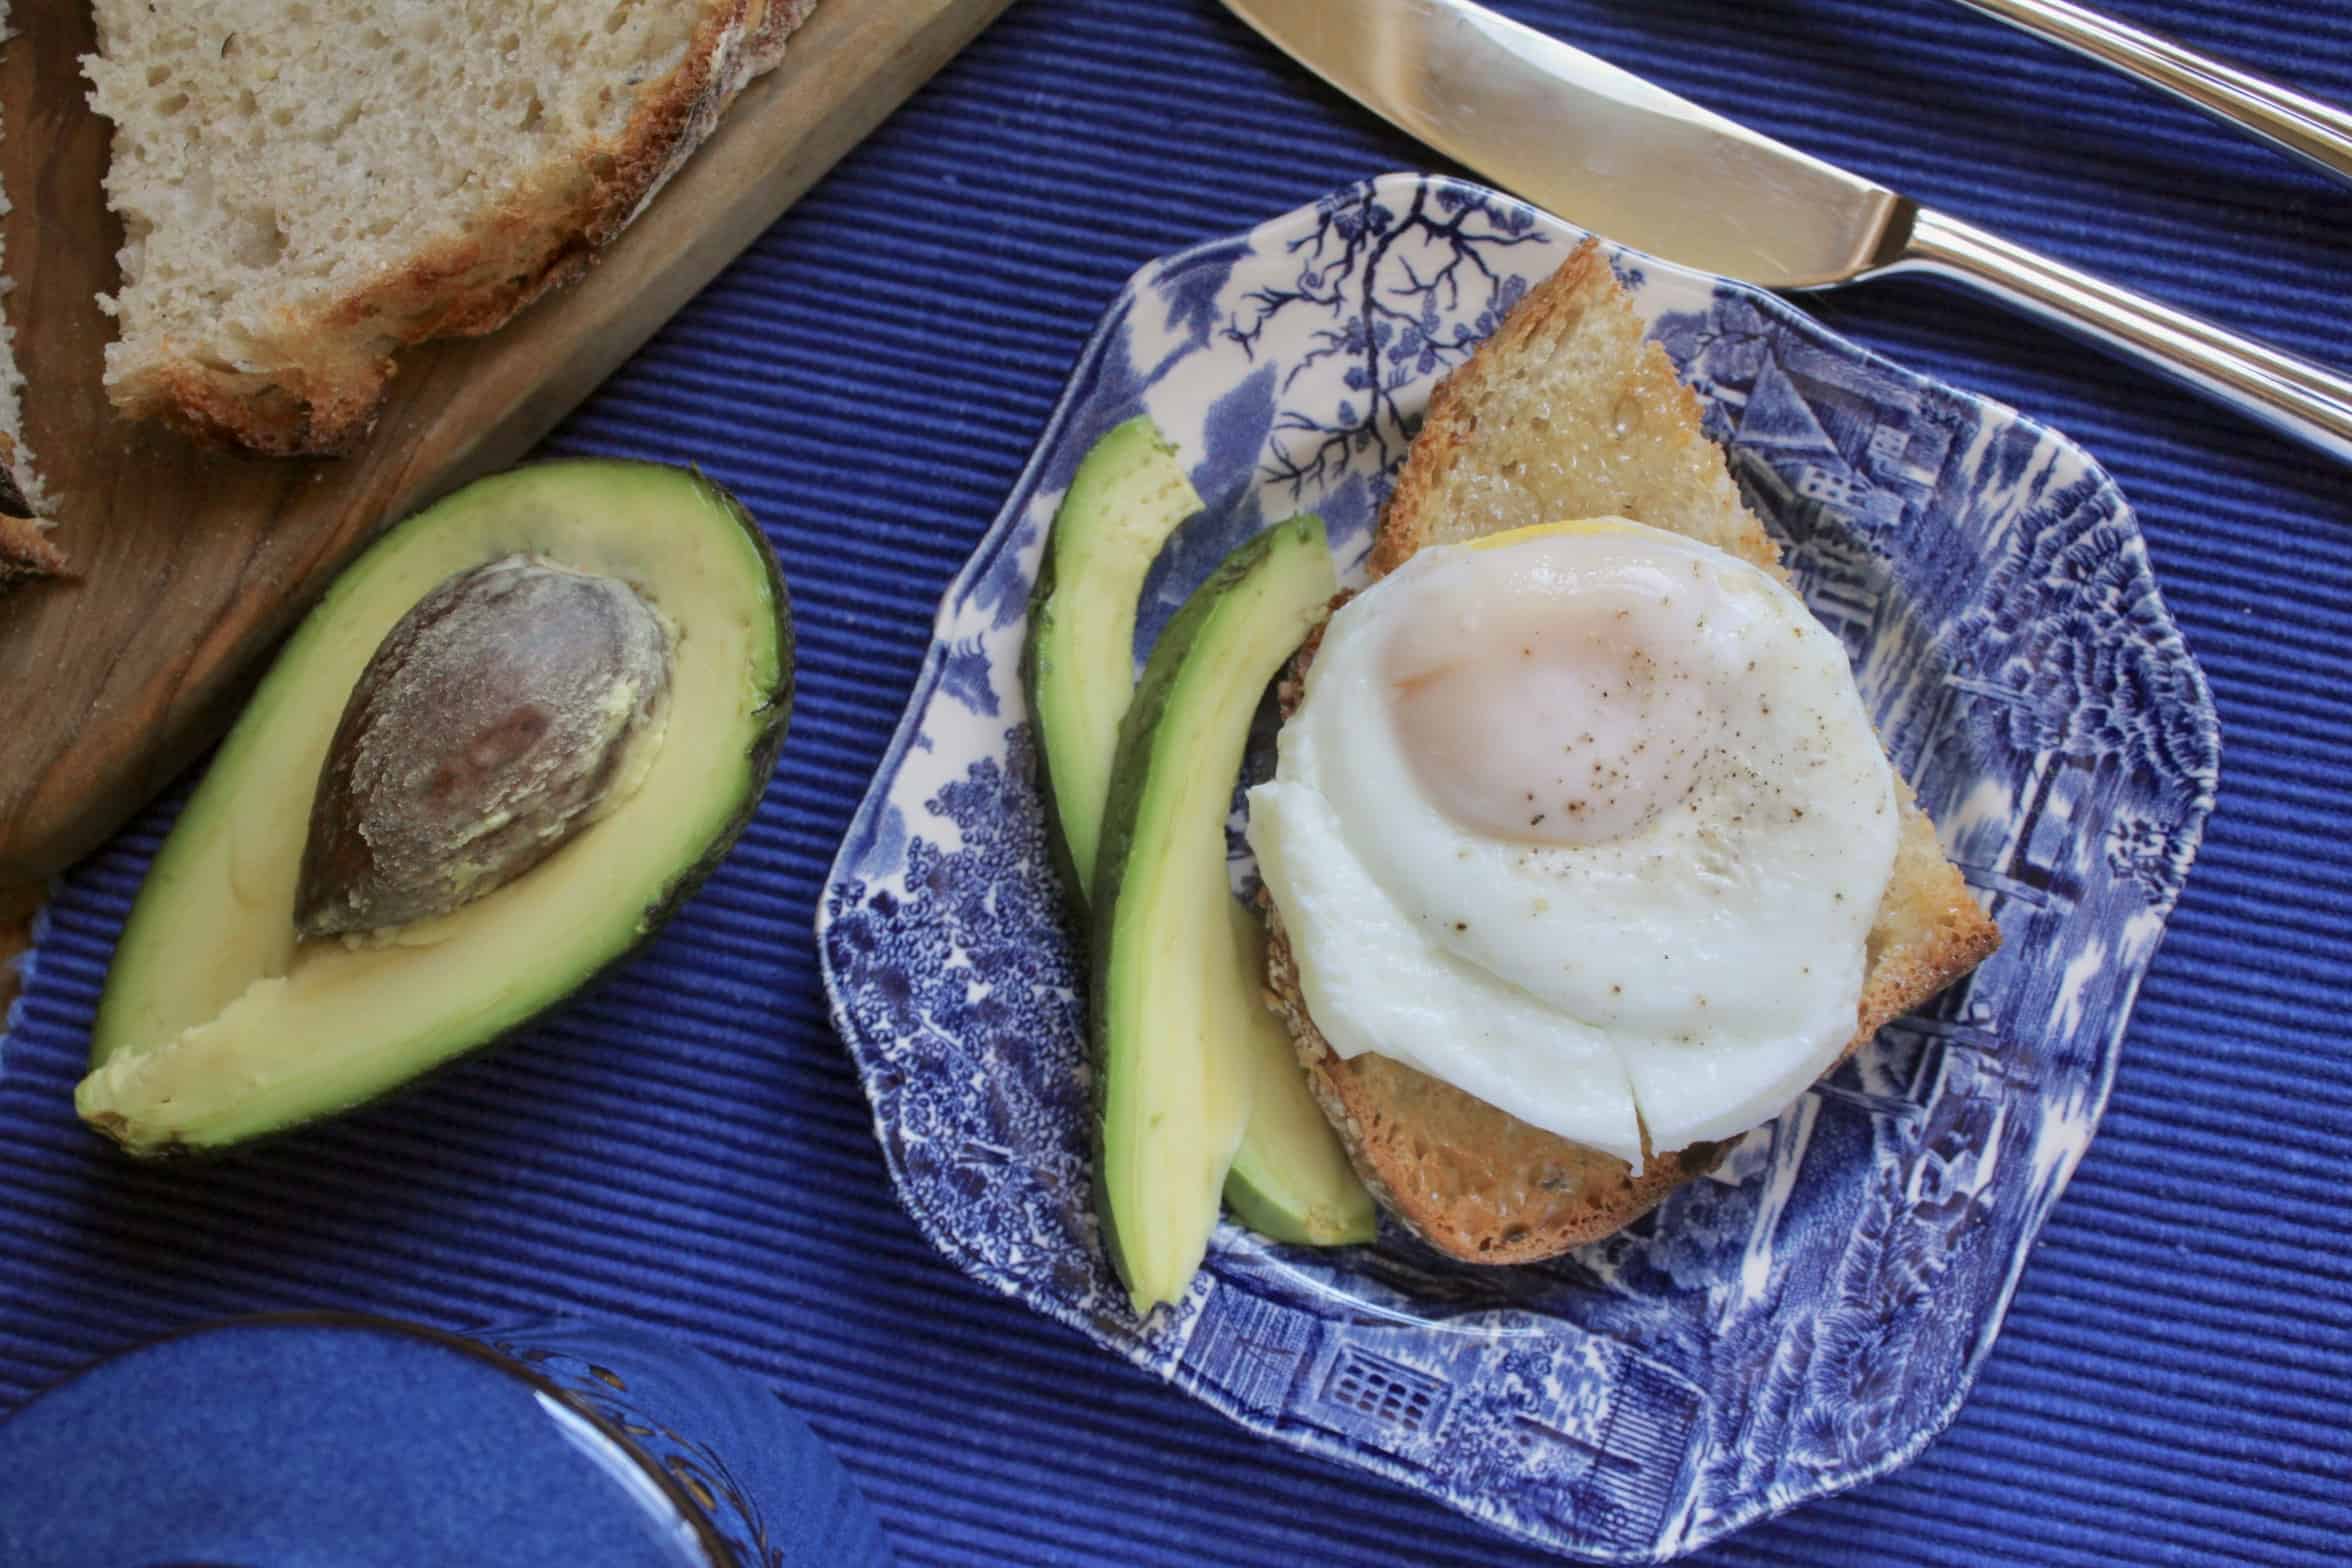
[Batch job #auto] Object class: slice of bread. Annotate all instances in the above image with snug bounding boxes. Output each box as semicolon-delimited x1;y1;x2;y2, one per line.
0;0;63;587
83;0;815;456
1264;240;2001;1264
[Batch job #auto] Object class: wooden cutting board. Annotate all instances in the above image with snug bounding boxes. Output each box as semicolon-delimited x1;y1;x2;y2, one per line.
0;0;1012;884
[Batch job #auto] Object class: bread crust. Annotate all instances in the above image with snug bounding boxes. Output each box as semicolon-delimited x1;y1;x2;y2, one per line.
0;431;63;587
1265;242;2001;1264
0;514;65;587
104;0;816;456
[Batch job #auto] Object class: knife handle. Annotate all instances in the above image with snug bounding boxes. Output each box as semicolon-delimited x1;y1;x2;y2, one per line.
1947;0;2352;188
1872;205;2352;466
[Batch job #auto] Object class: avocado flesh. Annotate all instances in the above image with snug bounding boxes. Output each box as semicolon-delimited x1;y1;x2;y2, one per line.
1091;516;1339;1312
1026;416;1203;893
1026;419;1370;1254
1218;903;1377;1247
80;461;792;1154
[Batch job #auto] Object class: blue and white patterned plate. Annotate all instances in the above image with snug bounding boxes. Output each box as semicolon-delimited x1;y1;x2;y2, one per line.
815;173;2217;1562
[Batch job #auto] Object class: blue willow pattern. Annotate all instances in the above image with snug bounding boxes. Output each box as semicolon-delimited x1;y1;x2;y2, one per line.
818;175;2216;1562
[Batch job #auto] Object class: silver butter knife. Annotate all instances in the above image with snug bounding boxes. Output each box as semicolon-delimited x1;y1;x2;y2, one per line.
1223;0;2352;466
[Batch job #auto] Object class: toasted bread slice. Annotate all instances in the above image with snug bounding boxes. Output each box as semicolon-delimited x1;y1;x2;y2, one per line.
1265;241;2000;1263
83;0;815;455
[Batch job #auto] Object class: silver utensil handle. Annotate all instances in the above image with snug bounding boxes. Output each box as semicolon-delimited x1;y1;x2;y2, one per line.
1950;0;2352;186
1871;205;2352;465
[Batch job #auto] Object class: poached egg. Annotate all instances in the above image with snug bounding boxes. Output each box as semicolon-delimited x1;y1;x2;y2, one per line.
1245;519;1899;1163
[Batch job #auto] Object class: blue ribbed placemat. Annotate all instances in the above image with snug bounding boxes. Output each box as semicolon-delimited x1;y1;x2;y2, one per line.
5;2;2348;1563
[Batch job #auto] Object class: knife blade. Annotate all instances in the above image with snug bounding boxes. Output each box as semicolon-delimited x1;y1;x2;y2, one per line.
1223;0;2352;464
1223;0;1902;289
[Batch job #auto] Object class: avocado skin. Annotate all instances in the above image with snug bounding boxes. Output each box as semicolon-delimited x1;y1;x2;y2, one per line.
82;461;793;1156
1022;527;1086;921
1086;516;1334;1310
1025;679;1092;921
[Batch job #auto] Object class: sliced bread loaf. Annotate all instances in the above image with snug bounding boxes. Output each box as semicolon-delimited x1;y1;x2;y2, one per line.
83;0;814;455
1266;240;2001;1263
0;0;63;587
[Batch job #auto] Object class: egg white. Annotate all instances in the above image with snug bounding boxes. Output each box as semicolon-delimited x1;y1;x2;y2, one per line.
1246;520;1899;1161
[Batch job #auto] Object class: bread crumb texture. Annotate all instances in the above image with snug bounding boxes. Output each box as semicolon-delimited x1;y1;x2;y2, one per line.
1273;241;2001;1262
83;0;812;454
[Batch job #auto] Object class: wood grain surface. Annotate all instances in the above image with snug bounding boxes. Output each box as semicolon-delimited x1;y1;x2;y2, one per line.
0;0;1010;884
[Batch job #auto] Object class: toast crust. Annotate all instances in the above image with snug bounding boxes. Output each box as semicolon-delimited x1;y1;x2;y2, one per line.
1266;902;1727;1263
0;513;64;587
1265;242;2000;1263
0;432;63;587
104;0;815;456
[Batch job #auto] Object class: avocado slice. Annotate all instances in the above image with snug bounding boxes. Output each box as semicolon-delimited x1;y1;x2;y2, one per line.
1091;516;1339;1312
1218;902;1377;1247
1026;418;1371;1255
1025;416;1202;895
79;461;792;1154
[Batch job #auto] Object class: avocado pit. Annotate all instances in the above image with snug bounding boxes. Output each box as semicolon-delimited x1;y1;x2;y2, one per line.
295;553;673;938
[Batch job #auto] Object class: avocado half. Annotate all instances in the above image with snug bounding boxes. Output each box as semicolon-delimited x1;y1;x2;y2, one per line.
79;461;793;1155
